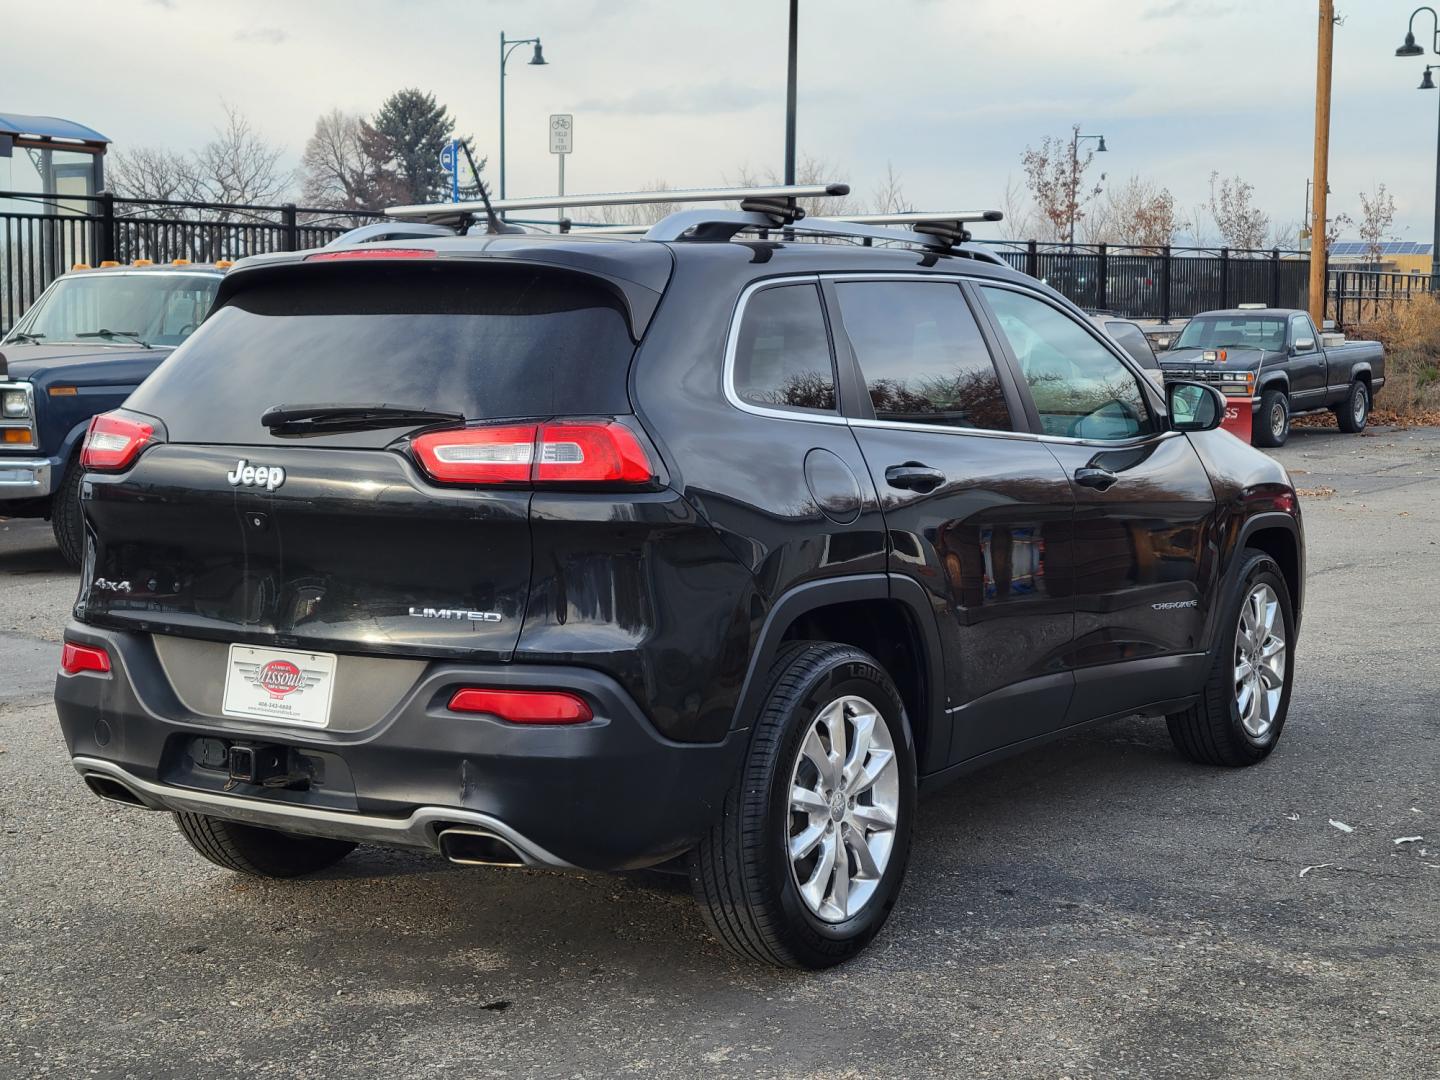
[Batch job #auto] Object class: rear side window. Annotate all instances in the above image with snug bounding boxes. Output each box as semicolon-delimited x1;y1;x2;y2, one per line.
731;284;837;413
1105;321;1158;369
833;280;1013;431
126;264;637;446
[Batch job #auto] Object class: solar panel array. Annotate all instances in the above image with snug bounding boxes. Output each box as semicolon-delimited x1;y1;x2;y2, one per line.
1329;241;1434;255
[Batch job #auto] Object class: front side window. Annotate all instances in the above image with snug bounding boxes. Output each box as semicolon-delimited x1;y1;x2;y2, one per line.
731;284;837;413
833;280;1012;431
1289;315;1313;349
982;286;1153;441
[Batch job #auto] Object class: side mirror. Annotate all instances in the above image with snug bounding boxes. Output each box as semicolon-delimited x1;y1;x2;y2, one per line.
1168;381;1226;433
1293;336;1315;352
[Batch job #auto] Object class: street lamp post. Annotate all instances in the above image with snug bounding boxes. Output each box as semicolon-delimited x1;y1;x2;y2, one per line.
1397;7;1440;287
784;0;798;186
1068;131;1107;245
499;32;548;202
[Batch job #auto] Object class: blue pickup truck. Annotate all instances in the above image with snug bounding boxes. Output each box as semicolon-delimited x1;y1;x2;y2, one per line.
0;262;226;565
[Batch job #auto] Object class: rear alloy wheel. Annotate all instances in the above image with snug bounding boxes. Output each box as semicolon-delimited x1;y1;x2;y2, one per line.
691;642;916;968
1253;389;1290;448
1335;380;1369;434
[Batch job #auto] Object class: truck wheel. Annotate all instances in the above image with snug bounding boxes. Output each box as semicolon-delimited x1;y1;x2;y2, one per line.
1166;548;1294;767
50;455;85;569
174;812;356;878
1253;390;1290;448
1335;380;1369;434
690;642;916;968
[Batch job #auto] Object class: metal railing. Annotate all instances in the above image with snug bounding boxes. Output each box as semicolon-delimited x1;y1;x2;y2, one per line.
0;190;383;332
1;190;1433;334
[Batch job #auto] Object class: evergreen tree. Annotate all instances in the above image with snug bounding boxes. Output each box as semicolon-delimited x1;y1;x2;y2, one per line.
369;89;460;204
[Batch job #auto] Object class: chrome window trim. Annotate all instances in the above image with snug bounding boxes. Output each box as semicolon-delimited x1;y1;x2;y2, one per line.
0;381;38;451
722;275;849;427
722;270;1180;450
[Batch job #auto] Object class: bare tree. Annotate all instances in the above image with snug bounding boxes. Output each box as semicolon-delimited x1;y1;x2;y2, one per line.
999;174;1038;241
109;104;291;211
868;162;912;215
1207;171;1269;250
301;109;396;213
1021;125;1105;243
728;154;857;219
1271;220;1300;249
1357;183;1397;265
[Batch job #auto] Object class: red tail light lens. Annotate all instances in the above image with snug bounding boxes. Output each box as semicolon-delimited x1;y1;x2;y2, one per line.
82;412;155;471
448;688;593;724
410;420;655;487
61;641;111;675
305;249;436;262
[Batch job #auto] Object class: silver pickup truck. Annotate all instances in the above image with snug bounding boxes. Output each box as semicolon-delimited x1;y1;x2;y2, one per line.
1158;307;1384;447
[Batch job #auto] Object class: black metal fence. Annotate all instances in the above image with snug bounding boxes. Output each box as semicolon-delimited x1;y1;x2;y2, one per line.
0;191;383;332
1;191;1432;334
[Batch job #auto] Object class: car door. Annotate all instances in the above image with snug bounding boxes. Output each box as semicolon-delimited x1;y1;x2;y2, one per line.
975;282;1219;724
826;276;1077;764
1285;312;1326;404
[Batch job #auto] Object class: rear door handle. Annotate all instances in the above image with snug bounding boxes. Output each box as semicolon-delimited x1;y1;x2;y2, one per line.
1074;466;1118;491
885;463;947;492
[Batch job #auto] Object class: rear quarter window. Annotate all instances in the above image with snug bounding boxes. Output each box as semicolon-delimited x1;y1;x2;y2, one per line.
126;263;637;446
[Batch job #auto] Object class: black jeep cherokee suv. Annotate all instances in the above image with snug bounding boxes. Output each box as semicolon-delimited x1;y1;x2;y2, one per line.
56;213;1303;969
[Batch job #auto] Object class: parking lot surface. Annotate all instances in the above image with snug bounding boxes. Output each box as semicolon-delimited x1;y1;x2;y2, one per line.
2;426;1437;1079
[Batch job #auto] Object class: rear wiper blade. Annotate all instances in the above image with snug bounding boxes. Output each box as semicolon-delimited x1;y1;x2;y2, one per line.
75;329;152;349
260;402;464;433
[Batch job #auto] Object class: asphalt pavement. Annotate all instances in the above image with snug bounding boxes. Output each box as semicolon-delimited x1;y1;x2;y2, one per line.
1;425;1437;1079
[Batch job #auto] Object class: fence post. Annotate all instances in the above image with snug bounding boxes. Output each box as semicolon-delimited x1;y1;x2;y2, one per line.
1096;243;1108;312
1333;271;1345;331
1219;247;1230;308
97;191;116;264
1026;239;1038;279
281;203;299;252
1270;247;1281;308
1161;245;1172;322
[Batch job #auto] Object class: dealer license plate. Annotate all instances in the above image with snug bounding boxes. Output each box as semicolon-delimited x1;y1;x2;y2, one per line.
221;645;337;728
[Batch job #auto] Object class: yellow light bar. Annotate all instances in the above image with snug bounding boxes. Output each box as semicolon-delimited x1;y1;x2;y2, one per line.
172;258;191;266
99;260;120;268
214;259;234;269
132;259;154;267
72;262;91;271
49;386;79;397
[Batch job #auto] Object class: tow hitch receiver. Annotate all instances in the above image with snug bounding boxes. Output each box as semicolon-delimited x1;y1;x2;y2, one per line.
227;743;300;787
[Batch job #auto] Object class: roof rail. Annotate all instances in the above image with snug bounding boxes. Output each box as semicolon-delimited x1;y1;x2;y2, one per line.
385;183;850;226
323;222;464;248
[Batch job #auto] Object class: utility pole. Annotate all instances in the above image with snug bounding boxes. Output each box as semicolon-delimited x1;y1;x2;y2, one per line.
1310;0;1335;324
784;0;798;186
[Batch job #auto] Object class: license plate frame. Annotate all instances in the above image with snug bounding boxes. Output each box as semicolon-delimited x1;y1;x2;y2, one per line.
221;644;337;728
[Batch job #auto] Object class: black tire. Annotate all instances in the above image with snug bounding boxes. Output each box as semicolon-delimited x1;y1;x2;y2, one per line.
1253;389;1290;448
174;812;356;878
1334;380;1369;434
690;641;917;969
50;454;85;569
1166;548;1295;767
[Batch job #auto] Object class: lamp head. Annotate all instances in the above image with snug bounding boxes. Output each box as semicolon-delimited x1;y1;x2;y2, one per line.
1422;67;1437;89
1096;136;1108;153
530;41;547;65
1398;31;1425;57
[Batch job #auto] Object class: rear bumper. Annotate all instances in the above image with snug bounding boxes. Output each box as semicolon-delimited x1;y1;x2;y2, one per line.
55;623;746;871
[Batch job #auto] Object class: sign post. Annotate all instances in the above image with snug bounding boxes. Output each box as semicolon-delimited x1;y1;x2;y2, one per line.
439;139;460;202
549;114;572;200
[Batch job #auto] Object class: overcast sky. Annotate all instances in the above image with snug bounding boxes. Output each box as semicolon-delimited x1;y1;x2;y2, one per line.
5;0;1435;242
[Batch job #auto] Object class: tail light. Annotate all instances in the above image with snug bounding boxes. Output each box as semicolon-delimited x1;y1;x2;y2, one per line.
447;688;592;724
61;641;111;675
410;420;655;487
82;412;156;471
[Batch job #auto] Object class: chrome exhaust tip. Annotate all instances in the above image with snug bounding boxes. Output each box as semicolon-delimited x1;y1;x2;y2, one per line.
436;826;527;867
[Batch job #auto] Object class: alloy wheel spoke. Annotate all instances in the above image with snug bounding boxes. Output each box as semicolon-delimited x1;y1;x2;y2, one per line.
1258;660;1285;691
829;842;851;915
802;833;838;912
848;748;894;797
1235;657;1254;684
846;712;877;777
849;801;897;832
790;821;826;861
791;784;828;816
821;703;848;784
1236;680;1255;717
800;725;836;789
845;829;883;880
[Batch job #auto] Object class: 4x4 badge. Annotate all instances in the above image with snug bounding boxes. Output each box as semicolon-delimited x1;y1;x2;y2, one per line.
227;459;285;491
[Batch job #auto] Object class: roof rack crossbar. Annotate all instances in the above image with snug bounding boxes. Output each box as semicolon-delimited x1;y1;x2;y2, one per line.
323;222;461;248
384;183;850;225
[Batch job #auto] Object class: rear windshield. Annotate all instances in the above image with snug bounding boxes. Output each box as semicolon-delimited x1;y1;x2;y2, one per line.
126;263;637;445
